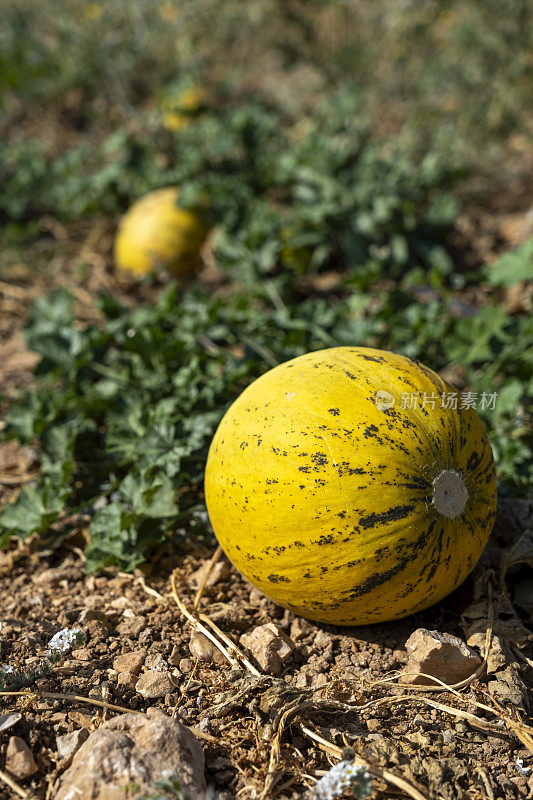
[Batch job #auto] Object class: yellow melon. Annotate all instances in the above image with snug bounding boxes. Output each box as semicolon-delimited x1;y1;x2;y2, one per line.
205;347;496;625
161;85;205;132
114;188;208;277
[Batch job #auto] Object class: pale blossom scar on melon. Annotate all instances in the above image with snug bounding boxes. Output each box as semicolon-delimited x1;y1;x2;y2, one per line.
432;469;468;519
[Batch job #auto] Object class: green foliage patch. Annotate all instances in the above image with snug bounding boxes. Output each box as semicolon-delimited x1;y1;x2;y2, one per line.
1;91;461;289
1;239;530;571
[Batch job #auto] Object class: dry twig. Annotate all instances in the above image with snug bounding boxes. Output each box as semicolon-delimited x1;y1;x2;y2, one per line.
193;544;223;610
0;766;36;799
299;723;429;800
118;570;167;603
170;569;262;676
170;571;240;669
0;689;215;743
198;613;262;677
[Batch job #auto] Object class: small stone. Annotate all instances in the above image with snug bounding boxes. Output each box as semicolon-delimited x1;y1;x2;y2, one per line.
49;712;68;725
113;649;146;675
56;729;90;761
208;602;245;629
109;597;130;610
392;648;407;664
189;631;227;666
179;658;193;673
366;719;381;733
138;627;153;644
168;645;181;666
311;673;328;688
52;713;206;800
144;653;168;672
295;672;310;688
487;677;524;706
249;588;263;604
117;671;138;688
116;616;146;637
442;729;455;744
487;665;527;707
189;560;231;589
290;617;310;641
79;609;112;626
135;670;174;699
69;711;93;728
403;628;481;686
5;736;38;779
313;655;330;672
240;623;295;675
33;566;82;585
72;648;91;661
314;631;332;649
298;644;312;659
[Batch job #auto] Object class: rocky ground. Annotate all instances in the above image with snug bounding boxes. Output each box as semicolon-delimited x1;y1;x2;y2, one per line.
0;496;532;799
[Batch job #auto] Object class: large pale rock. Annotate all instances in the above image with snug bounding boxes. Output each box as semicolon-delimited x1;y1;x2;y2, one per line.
240;623;295;675
404;628;481;686
5;736;38;779
53;713;206;800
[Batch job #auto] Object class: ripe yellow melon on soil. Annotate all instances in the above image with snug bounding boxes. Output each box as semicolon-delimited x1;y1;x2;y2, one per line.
114;188;208;277
205;347;497;626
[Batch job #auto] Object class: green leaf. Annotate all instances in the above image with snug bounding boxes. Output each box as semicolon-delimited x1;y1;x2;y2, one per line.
85;504;142;572
0;485;61;538
446;306;509;364
487;238;533;286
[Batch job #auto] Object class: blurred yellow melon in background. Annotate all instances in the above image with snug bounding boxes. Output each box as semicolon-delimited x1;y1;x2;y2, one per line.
161;85;206;131
114;187;209;277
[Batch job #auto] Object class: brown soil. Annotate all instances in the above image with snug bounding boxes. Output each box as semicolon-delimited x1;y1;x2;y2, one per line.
0;496;532;800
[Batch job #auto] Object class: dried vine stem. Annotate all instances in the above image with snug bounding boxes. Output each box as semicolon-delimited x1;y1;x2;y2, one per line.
0;767;34;800
362;677;533;749
193;544;223;610
259;693;433;800
170;569;262;677
118;570;167;603
0;689;215;742
0;689;144;716
198;613;262;677
299;723;429;800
